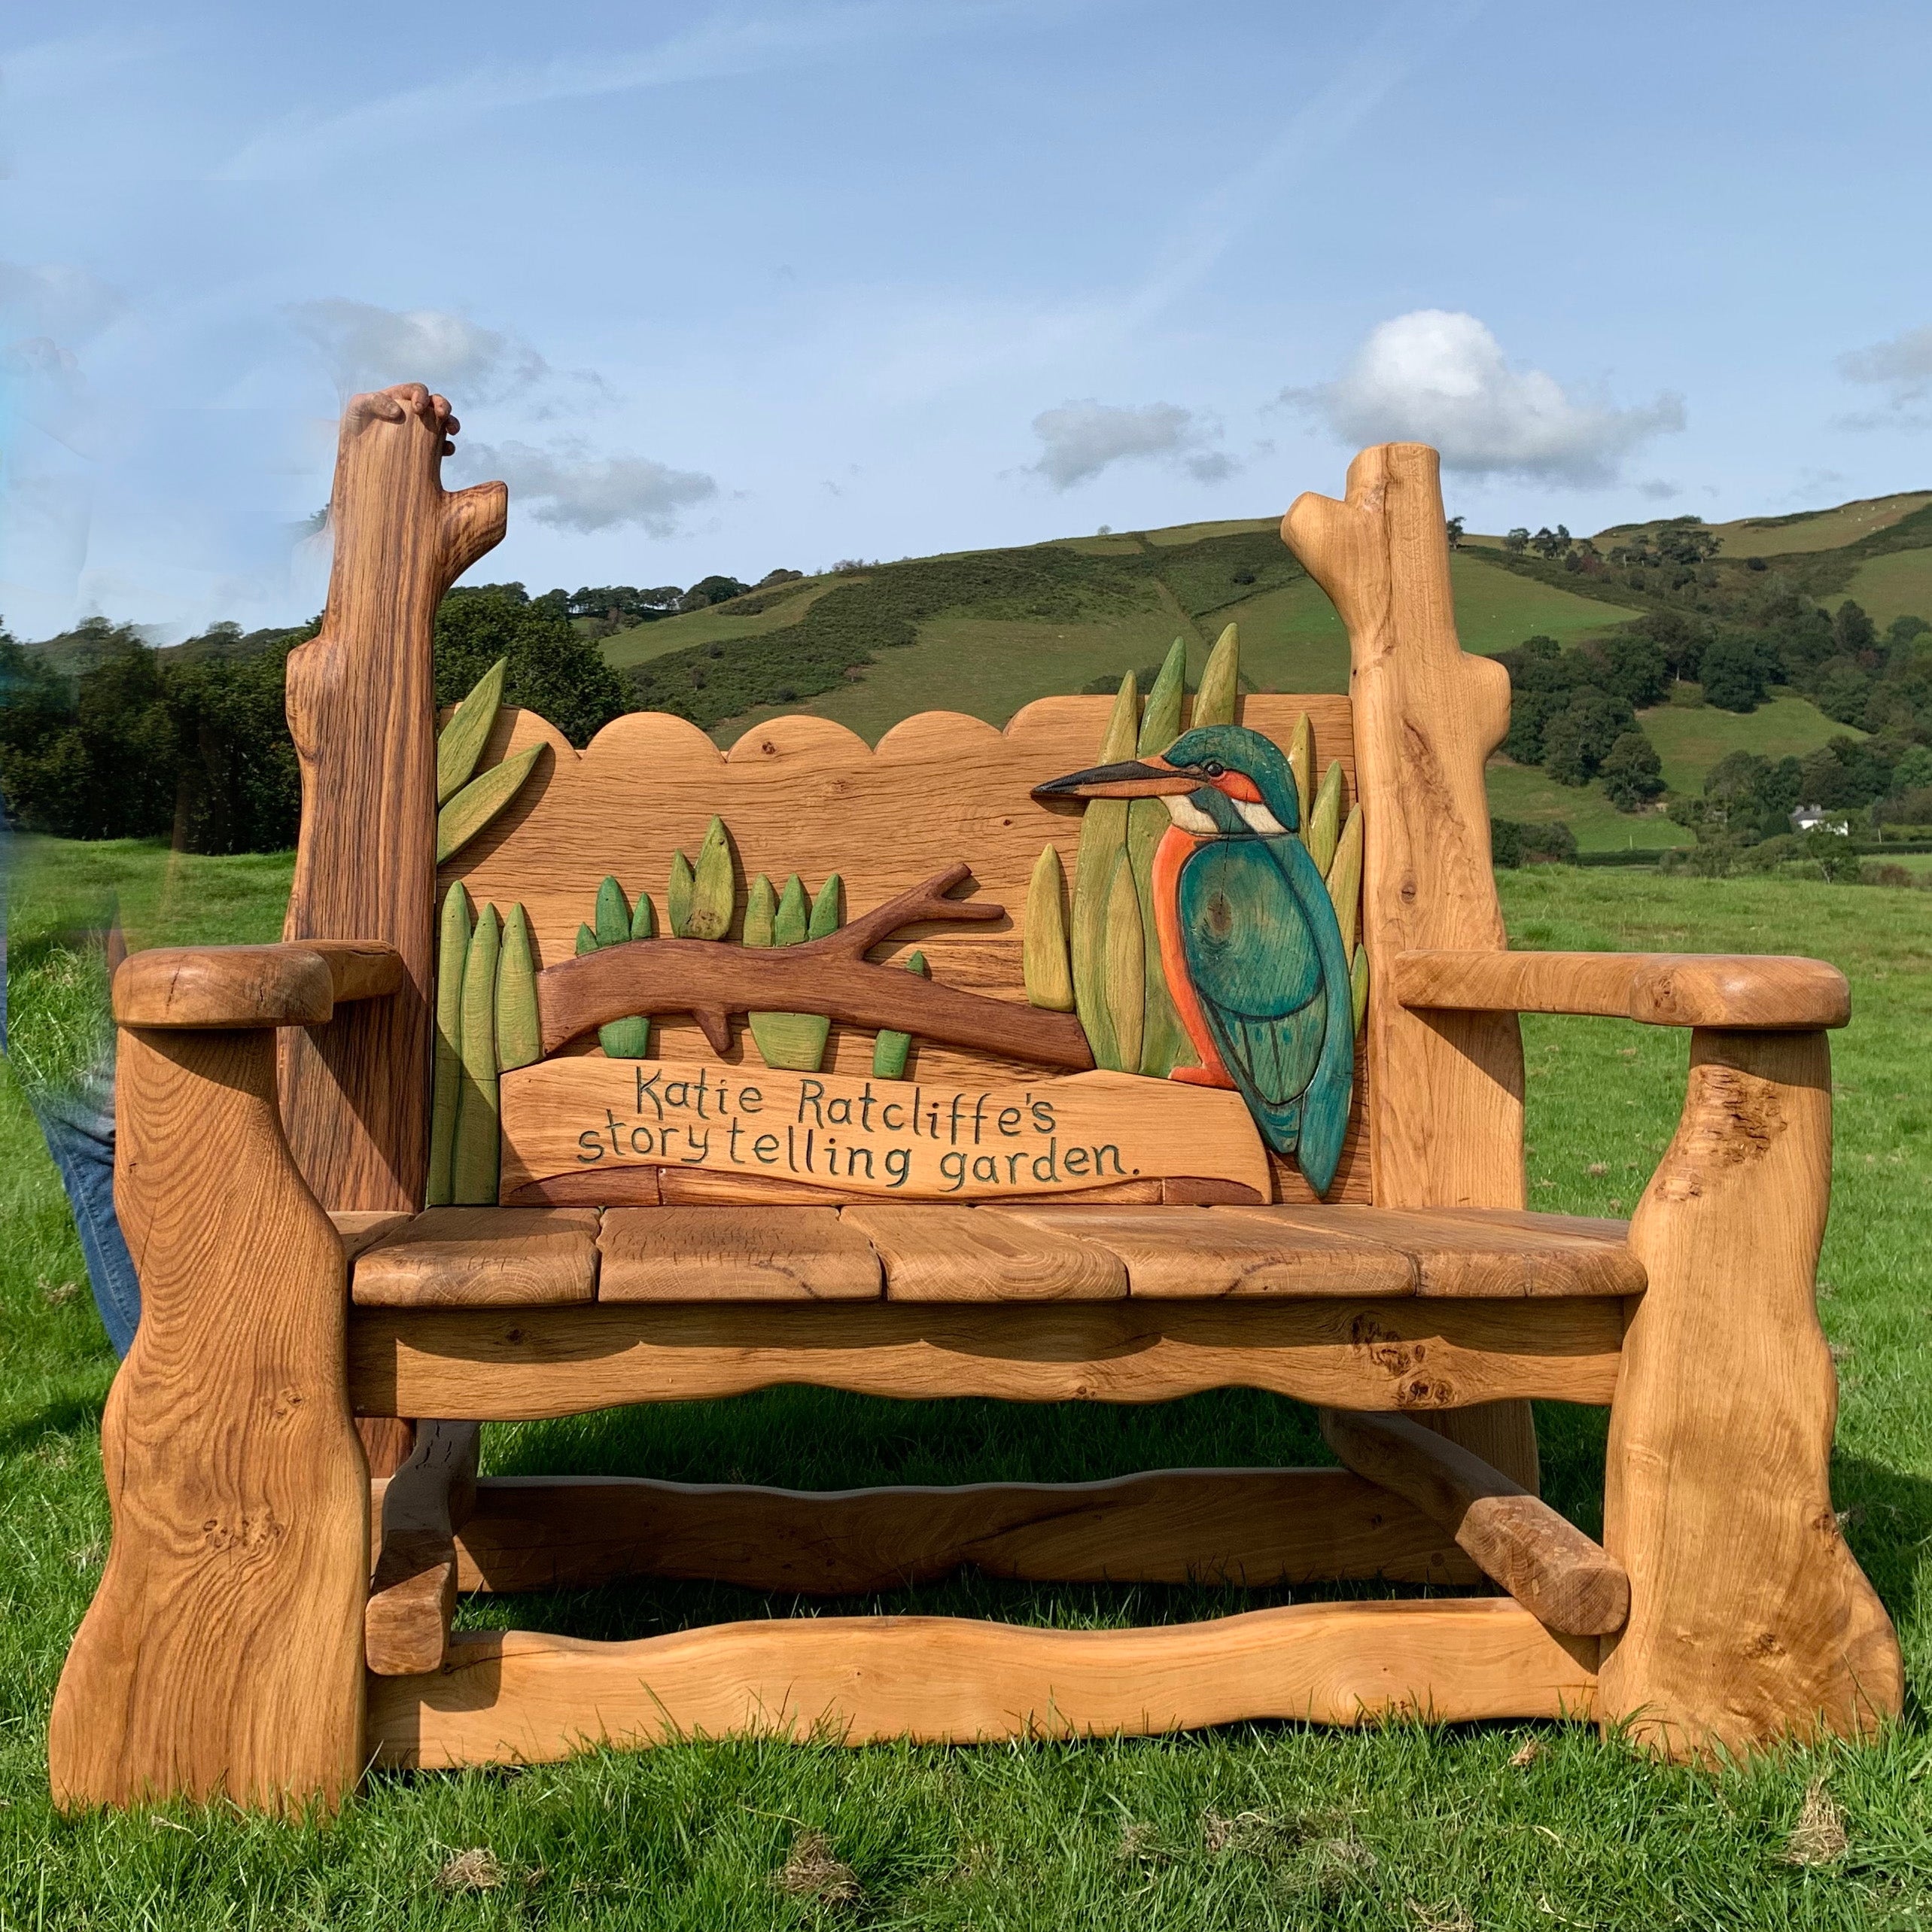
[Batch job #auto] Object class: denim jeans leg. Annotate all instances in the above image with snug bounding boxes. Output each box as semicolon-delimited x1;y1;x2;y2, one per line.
32;1087;141;1357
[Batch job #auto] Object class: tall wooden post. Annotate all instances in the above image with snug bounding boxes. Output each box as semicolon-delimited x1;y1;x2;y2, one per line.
279;385;507;1211
1281;444;1537;1489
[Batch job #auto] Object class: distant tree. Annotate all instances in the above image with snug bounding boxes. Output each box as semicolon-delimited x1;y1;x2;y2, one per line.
1489;817;1523;867
677;575;750;611
1542;686;1633;786
1698;636;1775;713
1593;634;1670;710
1599;729;1665;812
1890;744;1932;795
1503;527;1530;554
756;568;805;588
1812;658;1873;726
1444;515;1465;549
1832;600;1878;661
435;583;627;747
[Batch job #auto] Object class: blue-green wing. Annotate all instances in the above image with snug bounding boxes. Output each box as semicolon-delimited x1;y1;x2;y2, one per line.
1177;834;1355;1194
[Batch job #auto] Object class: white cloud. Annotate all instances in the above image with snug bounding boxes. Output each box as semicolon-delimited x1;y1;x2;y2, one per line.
286;298;550;406
1291;310;1684;485
1836;323;1932;428
1027;399;1234;491
455;439;716;536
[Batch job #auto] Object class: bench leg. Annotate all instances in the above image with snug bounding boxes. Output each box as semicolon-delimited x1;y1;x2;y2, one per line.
1599;1028;1901;1758
49;1027;370;1812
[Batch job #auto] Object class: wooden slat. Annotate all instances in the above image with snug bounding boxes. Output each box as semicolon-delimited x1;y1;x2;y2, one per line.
352;1207;601;1308
840;1204;1125;1301
366;1420;479;1677
424;1468;1477;1595
368;1598;1599;1769
1319;1408;1627;1635
348;1295;1627;1419
1394;948;1851;1031
1228;1206;1644;1299
1002;1205;1413;1298
599;1206;881;1302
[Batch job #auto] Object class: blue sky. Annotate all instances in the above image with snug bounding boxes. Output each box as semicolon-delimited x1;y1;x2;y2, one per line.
3;0;1929;640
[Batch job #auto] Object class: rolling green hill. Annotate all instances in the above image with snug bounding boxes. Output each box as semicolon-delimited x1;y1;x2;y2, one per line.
600;488;1930;853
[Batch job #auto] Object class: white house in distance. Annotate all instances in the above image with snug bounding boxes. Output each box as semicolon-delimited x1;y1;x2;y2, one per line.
1790;805;1851;835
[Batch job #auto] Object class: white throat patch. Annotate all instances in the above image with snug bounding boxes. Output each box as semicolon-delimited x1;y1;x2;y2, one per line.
1234;799;1288;835
1163;794;1219;835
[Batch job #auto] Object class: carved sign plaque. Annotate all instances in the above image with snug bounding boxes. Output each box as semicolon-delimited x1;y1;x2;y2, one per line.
497;1059;1270;1203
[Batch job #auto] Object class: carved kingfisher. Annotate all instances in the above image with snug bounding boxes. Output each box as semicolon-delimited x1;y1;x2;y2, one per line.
1033;723;1355;1195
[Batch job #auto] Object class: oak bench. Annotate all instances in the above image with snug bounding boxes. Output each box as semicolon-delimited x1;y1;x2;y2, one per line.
48;387;1899;1812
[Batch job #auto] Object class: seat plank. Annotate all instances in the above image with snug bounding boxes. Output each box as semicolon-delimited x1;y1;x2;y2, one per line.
352;1207;601;1308
330;1210;414;1267
1228;1205;1643;1298
1002;1205;1414;1298
838;1205;1127;1301
600;1207;881;1302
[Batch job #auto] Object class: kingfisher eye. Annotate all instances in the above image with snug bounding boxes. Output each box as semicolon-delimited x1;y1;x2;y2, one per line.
1203;760;1225;779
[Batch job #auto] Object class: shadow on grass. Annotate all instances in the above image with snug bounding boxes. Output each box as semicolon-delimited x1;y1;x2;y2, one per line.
0;1392;108;1456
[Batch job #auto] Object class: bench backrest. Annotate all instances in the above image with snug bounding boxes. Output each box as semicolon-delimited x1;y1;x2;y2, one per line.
277;402;1524;1218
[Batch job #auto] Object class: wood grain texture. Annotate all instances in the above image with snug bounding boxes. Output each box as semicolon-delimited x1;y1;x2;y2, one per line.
331;1209;415;1265
507;1166;661;1206
1395;950;1851;1031
112;942;402;1030
1229;1206;1644;1299
368;1598;1599;1769
437;697;1354;1094
599;1206;882;1301
1319;1408;1628;1636
497;1060;1272;1206
49;1027;368;1812
1599;1029;1901;1757
538;863;1091;1069
1001;1205;1413;1298
1281;444;1536;1486
841;1204;1127;1301
280;385;508;1212
366;1420;479;1677
348;1295;1626;1419
431;1467;1478;1596
351;1207;601;1308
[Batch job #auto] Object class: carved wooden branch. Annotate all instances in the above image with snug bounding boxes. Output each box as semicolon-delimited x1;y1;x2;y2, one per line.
537;864;1094;1069
280;384;509;1212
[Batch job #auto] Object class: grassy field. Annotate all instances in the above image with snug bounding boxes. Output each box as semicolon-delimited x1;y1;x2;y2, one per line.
691;548;1633;749
1639;695;1864;795
1483;762;1692;852
1833;547;1932;634
1589;492;1932;561
601;581;846;673
3;843;1931;1923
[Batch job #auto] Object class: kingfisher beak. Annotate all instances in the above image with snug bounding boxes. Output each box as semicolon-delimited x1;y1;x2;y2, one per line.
1033;753;1197;801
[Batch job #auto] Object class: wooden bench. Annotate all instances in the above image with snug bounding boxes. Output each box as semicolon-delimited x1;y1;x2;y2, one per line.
49;385;1900;1812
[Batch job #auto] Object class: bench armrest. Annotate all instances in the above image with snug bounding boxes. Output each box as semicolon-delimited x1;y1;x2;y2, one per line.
114;941;406;1029
1392;949;1849;1030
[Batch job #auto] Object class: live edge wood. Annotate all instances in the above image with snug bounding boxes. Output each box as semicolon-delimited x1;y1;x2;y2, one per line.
1599;1030;1902;1757
348;1296;1626;1420
366;1420;479;1677
112;942;403;1030
49;1027;368;1813
1319;1408;1627;1636
1282;443;1536;1491
424;1467;1478;1596
368;1599;1599;1770
281;385;508;1212
1394;950;1851;1031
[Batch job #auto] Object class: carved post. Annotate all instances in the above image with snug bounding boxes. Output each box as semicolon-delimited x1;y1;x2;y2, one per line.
1282;445;1536;1488
280;386;507;1210
50;1027;370;1811
1600;1029;1901;1757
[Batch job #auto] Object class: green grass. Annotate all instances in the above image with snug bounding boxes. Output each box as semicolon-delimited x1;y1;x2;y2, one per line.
1639;695;1861;794
1483;762;1693;853
5;844;1932;1924
1833;547;1932;633
601;580;847;672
